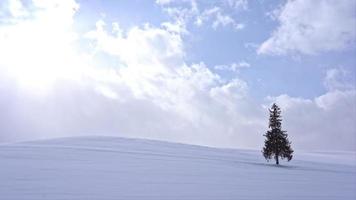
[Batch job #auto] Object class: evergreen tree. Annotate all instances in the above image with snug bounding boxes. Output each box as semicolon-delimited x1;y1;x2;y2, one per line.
262;103;293;165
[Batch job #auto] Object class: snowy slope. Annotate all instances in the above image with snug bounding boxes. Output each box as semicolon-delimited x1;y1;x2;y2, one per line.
0;136;355;200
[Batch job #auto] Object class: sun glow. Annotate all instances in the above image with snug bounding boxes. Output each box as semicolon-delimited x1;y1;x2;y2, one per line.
8;49;86;93
6;31;77;89
0;0;83;94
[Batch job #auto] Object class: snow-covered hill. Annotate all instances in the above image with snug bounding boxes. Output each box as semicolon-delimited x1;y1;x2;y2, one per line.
0;136;355;200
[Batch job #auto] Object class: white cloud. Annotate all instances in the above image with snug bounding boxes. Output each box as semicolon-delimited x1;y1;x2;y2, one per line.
267;68;356;151
234;23;245;30
227;0;248;10
162;20;188;34
158;1;244;31
211;79;248;104
212;12;234;29
258;0;356;55
85;20;184;68
269;89;356;151
196;6;244;31
155;0;174;5
8;0;28;17
214;61;250;72
83;22;260;147
324;68;356;91
159;0;199;26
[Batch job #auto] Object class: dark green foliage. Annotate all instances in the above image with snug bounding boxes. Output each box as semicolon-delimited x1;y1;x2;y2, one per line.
262;103;293;165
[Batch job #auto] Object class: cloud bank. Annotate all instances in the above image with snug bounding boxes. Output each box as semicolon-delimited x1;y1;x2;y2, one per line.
0;0;355;151
258;0;356;55
0;0;263;149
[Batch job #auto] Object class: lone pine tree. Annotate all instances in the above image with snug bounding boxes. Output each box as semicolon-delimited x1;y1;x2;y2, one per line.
262;103;293;165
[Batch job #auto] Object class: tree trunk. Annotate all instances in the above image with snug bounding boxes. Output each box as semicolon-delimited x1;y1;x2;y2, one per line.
275;155;279;165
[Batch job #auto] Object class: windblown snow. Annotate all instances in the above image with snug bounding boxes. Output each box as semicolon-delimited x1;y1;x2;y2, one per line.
0;136;355;200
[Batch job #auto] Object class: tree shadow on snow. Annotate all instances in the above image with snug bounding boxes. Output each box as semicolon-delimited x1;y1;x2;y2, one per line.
239;161;355;174
246;162;298;169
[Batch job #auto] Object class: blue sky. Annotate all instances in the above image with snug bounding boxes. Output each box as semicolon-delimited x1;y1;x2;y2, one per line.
73;0;356;99
0;0;355;151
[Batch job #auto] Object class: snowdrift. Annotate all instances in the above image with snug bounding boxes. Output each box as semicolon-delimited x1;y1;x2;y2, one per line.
0;136;355;199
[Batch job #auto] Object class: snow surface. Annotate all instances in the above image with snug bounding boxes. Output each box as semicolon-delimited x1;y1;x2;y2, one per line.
0;136;355;200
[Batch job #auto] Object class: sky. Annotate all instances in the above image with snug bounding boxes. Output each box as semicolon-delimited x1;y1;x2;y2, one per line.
0;0;355;151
